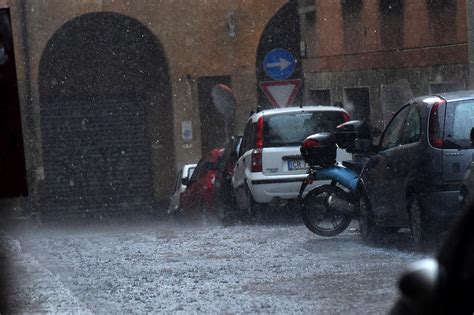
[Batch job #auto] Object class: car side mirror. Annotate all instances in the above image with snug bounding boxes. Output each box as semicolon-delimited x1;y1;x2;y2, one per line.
181;178;191;186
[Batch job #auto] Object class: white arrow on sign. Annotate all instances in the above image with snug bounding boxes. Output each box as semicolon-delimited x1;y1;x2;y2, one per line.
260;79;302;108
266;58;292;71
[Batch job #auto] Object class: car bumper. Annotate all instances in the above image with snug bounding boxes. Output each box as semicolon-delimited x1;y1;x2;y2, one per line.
248;173;330;204
418;190;462;218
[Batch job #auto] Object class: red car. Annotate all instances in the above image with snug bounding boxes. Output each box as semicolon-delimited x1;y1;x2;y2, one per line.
179;148;224;216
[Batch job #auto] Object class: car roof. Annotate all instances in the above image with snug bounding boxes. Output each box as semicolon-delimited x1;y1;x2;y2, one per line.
248;106;347;123
436;90;474;102
413;90;474;105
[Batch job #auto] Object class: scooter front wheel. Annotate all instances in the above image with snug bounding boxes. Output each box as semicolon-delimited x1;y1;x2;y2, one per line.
300;185;352;237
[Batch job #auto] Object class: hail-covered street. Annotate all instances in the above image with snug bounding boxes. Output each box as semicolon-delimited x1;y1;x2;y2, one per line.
1;217;427;314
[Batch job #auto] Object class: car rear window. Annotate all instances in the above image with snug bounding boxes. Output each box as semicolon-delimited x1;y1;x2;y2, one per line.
445;100;474;149
263;111;346;147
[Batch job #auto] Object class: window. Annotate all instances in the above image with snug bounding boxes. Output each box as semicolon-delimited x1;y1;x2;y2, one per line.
380;105;410;151
190;153;218;183
443;100;474;149
239;121;255;155
400;105;421;145
190;158;206;183
427;0;457;44
263;111;346;147
379;0;404;49
344;87;371;122
451;103;474;141
341;0;364;51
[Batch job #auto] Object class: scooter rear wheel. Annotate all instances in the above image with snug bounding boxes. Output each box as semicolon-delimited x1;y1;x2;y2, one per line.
300;185;352;237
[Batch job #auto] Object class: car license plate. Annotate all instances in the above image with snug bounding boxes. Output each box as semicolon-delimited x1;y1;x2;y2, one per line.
288;159;308;171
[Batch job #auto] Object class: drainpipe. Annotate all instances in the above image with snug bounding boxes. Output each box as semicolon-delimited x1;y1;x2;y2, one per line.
19;0;39;214
19;0;32;116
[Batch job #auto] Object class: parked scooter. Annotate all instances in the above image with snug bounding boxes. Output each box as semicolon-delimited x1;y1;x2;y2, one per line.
297;120;376;237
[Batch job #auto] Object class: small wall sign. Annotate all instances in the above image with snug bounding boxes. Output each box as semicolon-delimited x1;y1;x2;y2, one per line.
181;120;193;143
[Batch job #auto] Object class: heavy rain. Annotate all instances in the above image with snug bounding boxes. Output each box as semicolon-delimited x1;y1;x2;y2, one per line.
1;1;474;314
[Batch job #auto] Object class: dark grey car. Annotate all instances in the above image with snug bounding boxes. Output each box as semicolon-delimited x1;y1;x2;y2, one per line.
358;91;474;246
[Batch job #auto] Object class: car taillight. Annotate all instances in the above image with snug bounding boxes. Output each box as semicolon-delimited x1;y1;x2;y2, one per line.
429;99;446;149
255;116;264;149
342;111;350;122
251;149;262;172
302;138;320;149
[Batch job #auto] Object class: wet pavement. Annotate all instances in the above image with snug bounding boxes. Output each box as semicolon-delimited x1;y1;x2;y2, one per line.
1;218;428;314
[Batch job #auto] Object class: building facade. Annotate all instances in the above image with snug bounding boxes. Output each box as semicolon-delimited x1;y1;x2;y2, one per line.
298;0;468;127
0;0;287;217
0;0;471;218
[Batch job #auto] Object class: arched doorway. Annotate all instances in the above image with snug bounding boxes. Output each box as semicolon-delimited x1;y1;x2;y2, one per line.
256;1;302;108
39;12;173;219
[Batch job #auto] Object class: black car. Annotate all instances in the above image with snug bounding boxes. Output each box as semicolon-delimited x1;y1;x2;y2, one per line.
358;91;474;246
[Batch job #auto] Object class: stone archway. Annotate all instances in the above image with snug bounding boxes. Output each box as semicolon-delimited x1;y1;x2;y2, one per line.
39;12;174;219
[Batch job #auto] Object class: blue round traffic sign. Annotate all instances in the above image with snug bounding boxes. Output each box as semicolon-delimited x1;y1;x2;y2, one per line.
263;48;296;81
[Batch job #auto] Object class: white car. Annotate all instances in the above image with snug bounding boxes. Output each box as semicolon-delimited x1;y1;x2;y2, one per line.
168;164;197;214
232;106;351;217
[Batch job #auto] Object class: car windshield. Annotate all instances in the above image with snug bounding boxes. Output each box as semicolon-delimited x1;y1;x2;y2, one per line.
264;111;345;147
1;1;474;314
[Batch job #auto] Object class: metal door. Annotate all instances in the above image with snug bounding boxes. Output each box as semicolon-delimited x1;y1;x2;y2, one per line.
41;97;153;218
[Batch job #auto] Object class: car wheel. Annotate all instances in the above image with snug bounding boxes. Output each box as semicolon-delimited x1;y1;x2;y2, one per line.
408;194;432;248
223;188;242;225
358;192;382;243
358;192;372;241
245;184;266;224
